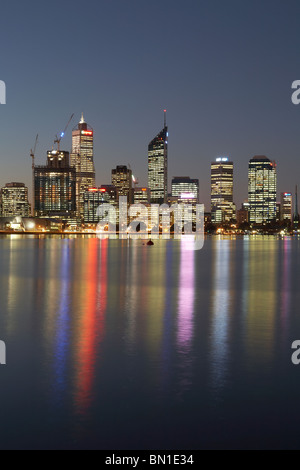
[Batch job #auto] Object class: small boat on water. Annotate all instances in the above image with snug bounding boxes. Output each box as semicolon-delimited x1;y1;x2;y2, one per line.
147;240;154;246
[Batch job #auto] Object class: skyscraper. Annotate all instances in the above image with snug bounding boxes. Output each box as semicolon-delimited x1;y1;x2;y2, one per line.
0;183;31;217
293;185;299;231
34;150;76;218
248;156;277;225
280;193;293;222
172;177;199;203
84;186;117;224
70;114;96;220
211;157;235;223
148;111;168;204
111;165;133;202
133;187;150;204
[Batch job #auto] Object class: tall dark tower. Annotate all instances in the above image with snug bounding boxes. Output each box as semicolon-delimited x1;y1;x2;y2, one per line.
34;151;76;218
148;110;168;204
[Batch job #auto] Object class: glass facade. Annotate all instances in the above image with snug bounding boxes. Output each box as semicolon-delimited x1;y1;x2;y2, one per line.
84;186;117;224
148;125;168;204
111;166;133;202
34;151;76;218
172;177;199;204
70;115;96;220
133;187;150;204
280;192;292;222
0;183;30;217
211;158;235;223
248;156;277;224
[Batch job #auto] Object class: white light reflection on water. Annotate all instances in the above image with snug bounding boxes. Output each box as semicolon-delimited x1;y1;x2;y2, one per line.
210;239;231;396
176;239;196;396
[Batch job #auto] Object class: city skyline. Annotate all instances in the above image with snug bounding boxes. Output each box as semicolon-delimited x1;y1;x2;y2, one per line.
0;110;298;216
0;1;300;210
1;2;300;452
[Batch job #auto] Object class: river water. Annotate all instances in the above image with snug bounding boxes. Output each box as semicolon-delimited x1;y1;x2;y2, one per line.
0;236;299;449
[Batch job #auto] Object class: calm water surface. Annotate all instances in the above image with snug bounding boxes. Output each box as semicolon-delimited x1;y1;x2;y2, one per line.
0;236;300;449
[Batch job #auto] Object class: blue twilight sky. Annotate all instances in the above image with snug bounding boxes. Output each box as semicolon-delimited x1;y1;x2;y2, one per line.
0;0;300;208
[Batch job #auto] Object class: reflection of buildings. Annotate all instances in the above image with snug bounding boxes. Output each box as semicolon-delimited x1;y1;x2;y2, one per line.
178;240;195;350
70;114;96;220
177;240;195;395
280;238;291;338
210;239;231;392
148;112;168;204
145;243;166;353
34;150;76;218
54;242;71;398
248;156;277;225
74;239;107;414
124;242;139;354
211;158;235;223
246;239;277;364
1;182;30;217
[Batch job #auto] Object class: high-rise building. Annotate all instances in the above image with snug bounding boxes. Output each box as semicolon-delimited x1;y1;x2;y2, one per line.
0;183;30;217
281;193;293;222
70;114;96;220
294;186;299;231
171;177;200;226
112;165;133;202
248;156;277;225
148;111;168;204
133;187;150;204
34;150;76;218
211;157;235;223
84;186;117;224
172;177;199;204
237;208;249;225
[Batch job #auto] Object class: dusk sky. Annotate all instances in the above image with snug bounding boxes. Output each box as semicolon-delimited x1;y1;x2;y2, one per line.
1;0;300;208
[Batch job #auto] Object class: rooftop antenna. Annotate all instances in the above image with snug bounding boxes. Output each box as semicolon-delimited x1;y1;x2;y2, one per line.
30;134;38;217
164;109;167;128
30;134;38;170
295;185;299;220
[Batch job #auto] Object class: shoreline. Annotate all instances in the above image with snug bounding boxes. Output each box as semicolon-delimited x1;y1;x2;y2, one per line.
0;231;297;238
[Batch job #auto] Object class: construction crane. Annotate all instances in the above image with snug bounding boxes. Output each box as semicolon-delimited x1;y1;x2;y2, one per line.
54;113;74;151
30;134;38;170
128;163;139;187
30;134;38;217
